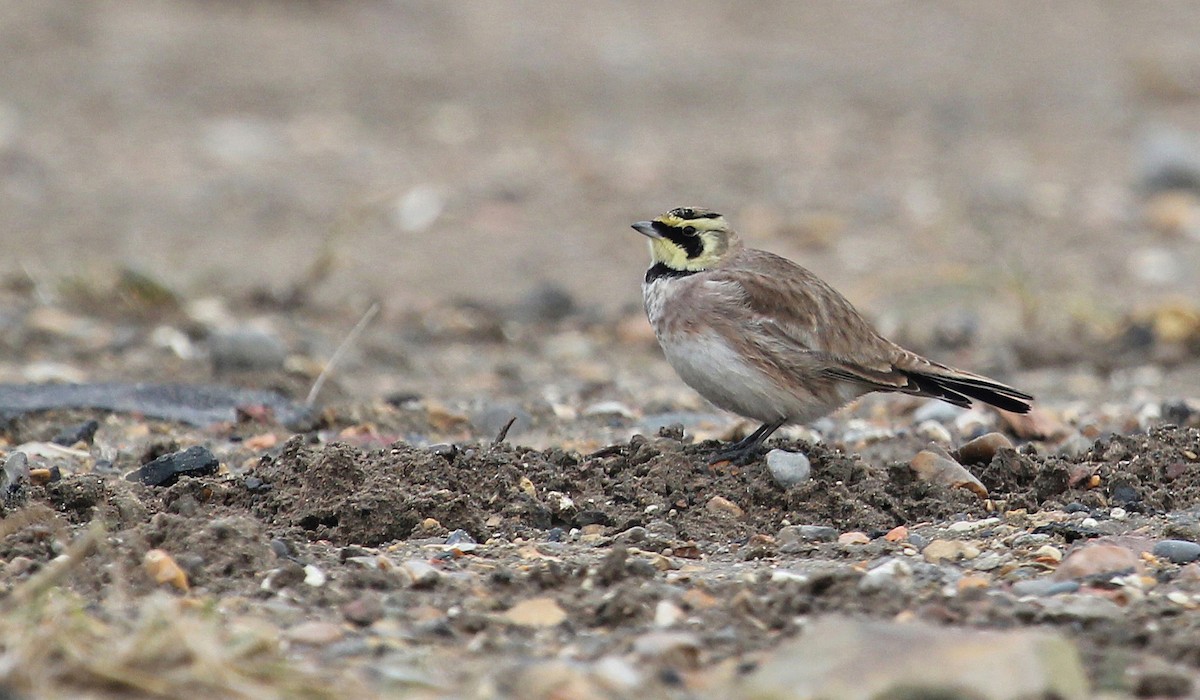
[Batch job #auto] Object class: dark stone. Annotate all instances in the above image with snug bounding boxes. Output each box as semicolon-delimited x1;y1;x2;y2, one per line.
51;419;99;446
445;529;475;546
1153;539;1200;564
124;446;218;487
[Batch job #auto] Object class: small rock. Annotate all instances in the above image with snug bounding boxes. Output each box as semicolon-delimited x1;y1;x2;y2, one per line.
303;564;327;587
777;525;838;544
743;617;1088;700
706;495;744;518
947;517;1000;533
2;452;30;498
1033;545;1064;563
838;531;870;546
1054;542;1143;581
953;409;995;438
591;656;643;693
859;558;913;593
445;529;476;548
680;588;719;610
503;596;567;627
631;631;700;669
909;450;988;498
1000;408;1068;441
1043;595;1124;622
765;449;812;488
915;420;953;444
342;595;384;626
922;539;980;563
654;600;684;628
51;419;100;447
125;446;219;487
286;621;344;646
400;559;441;589
1011;579;1080;597
1153;539;1200;564
392;184;444;233
913;401;964;423
209;327;287;372
955;432;1014;465
883;525;908;543
143;549;189;592
544;491;576;514
582;401;636;419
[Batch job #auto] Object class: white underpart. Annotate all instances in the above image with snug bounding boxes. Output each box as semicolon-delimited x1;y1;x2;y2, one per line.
643;276;861;424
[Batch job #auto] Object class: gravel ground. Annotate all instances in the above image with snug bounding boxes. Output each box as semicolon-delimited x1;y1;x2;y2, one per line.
3;3;1200;699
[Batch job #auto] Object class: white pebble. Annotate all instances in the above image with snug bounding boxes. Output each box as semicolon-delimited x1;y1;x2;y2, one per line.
766;449;812;488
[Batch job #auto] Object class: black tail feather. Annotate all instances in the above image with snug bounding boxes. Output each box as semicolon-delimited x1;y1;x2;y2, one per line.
903;370;1033;414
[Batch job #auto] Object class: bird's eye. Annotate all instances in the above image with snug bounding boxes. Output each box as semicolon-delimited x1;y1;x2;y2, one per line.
682;225;697;235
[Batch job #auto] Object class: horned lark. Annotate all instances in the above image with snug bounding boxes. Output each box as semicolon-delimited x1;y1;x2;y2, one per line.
631;207;1033;464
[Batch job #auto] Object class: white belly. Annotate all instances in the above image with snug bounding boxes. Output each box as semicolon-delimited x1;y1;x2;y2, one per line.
643;277;862;424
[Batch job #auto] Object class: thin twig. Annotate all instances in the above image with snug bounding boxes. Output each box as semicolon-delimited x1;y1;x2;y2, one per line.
493;415;518;445
305;302;380;408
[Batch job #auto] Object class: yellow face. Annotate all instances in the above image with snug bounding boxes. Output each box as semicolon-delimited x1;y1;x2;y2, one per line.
632;207;733;272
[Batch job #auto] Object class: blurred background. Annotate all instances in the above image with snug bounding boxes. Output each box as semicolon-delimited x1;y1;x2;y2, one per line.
3;1;1200;404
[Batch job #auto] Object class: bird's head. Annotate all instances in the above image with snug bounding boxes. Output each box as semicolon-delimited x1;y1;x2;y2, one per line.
631;207;739;272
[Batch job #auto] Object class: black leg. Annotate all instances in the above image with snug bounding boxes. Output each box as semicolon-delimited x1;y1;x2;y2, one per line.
708;419;786;465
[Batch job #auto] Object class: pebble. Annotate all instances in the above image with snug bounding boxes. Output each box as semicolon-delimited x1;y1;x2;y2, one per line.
1032;545;1064;563
2;452;29;496
970;552;1005;571
909;450;988;498
591;656;643;693
303;564;327;587
51;419;100;447
631;631;700;668
143;549;189;592
653;600;684;628
1011;579;1081;597
1153;539;1200;564
400;559;441;589
913;401;964;423
743;617;1088;700
582;401;636;419
503;596;567;627
947;517;1000;533
341;595;384;626
1042;595;1124;622
209;327;287;372
286;621;345;646
953;409;995;437
955;432;1014;465
392;184;444;232
125;446;219;487
859;558;913;593
922;539;980;563
706;495;744;518
915;420;953;443
883;525;908;543
770;570;809;584
1055;433;1094;459
1054;543;1143;580
838;531;870;546
778;525;838;544
765;449;812;488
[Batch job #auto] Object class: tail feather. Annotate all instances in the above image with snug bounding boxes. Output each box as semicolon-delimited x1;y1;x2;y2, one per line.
902;368;1033;414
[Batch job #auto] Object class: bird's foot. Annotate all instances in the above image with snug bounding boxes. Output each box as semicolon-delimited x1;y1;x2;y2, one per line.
707;443;766;467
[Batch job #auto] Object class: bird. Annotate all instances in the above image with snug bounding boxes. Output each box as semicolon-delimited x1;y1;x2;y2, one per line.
630;206;1033;465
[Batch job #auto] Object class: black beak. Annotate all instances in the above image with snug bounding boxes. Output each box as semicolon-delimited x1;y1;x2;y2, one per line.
631;221;661;239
